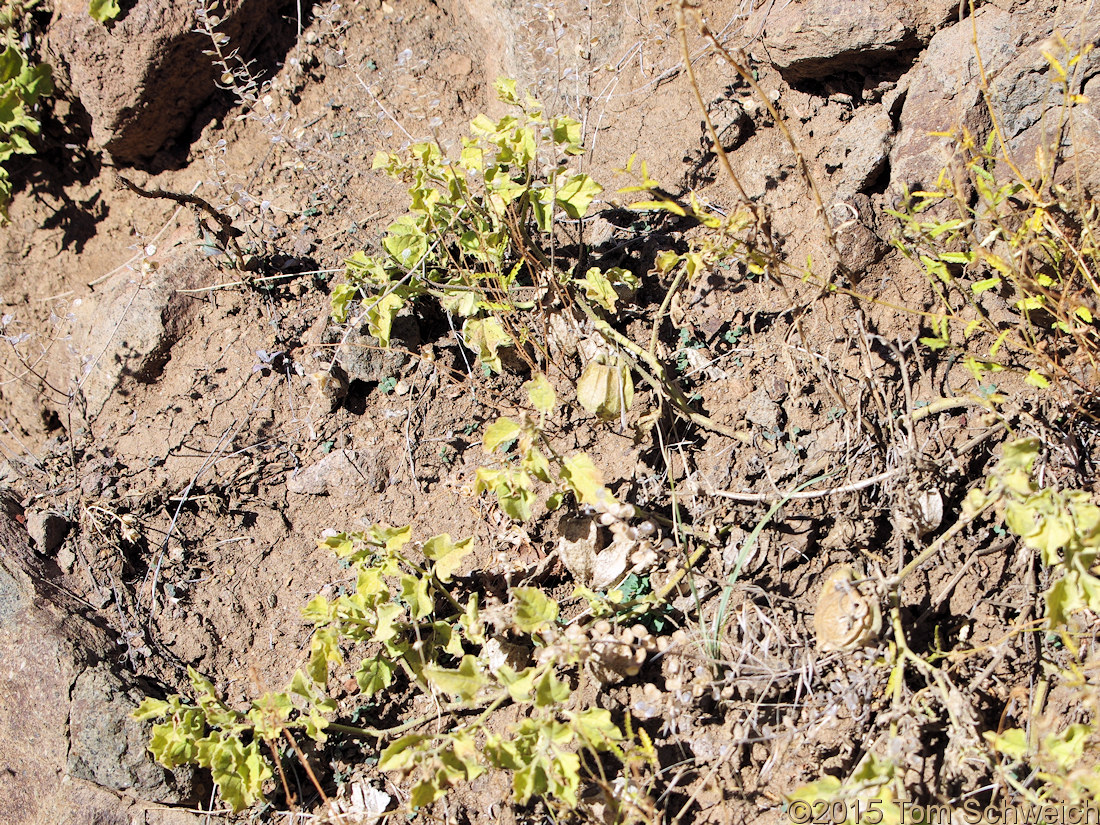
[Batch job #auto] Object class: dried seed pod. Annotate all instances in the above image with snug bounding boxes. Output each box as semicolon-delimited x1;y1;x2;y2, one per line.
577;358;634;420
813;566;882;652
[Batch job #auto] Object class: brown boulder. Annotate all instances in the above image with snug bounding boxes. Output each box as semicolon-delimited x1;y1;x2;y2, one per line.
0;497;202;824
46;0;289;163
888;6;1022;196
752;0;958;82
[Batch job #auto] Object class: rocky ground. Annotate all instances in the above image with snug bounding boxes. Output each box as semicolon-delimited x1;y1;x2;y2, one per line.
2;0;1100;822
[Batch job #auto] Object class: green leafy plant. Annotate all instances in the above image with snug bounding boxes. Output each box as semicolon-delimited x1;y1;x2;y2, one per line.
476;373;630;521
965;438;1100;628
0;1;51;221
786;753;903;825
136;519;658;815
889;35;1099;396
987;718;1100;804
333;81;756;442
334;78;605;372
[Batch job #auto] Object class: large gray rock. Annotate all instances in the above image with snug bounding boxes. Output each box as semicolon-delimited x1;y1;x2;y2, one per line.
987;9;1100;196
889;7;1022;195
0;498;202;824
753;0;958;82
326;315;421;384
821;104;895;199
889;2;1100;200
286;447;389;495
46;0;289;162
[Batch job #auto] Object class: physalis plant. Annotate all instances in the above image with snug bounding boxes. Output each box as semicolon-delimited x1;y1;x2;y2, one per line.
136;517;646;813
333;79;632;374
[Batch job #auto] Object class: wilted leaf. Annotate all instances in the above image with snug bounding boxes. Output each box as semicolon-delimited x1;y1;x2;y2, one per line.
524;373;557;414
484;417;522;453
424;654;486;701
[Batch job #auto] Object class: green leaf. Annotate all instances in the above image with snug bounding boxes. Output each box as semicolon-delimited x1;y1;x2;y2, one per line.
524;374;557;414
410;777;447;809
0;46;23;85
303;707;330;742
365;290;405;348
462;316;513;373
1026;369;1051;388
132;697;170;721
302;594;333;626
474;467;535;521
550;115;584;154
247;692;293;740
576;267;618;312
1045;724;1091;770
355;655;396;696
571;707;623;750
522;446;552;483
330;283;358;323
533;669;570;707
365;524;410;554
89;0;121;23
555;174;602;218
379;733;429;771
207;736;272;812
382;215;429;268
497;665;536;702
422;533;474;582
629;198;687;216
559;453;613;508
308;626;342;685
483;417;522;453
400;573;434;620
986;727;1029;760
424;654;486;701
374;601;404;645
512;586;559;633
148;708;204;769
971;275;1002;295
786;775;843;804
494;77;520;104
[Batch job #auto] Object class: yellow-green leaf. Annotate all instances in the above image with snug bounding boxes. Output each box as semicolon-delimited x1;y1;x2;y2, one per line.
89;0;121;23
424;654;486;701
524;373;557;414
422;533;474;582
483;417;522;453
512;586;559;633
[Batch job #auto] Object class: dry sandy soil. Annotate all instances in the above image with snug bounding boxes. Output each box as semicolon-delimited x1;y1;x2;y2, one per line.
2;0;1100;823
